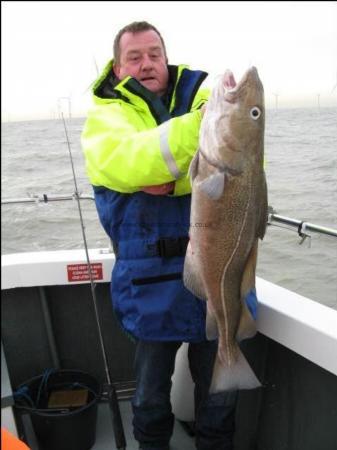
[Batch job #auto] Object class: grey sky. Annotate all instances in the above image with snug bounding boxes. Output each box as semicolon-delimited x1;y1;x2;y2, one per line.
2;1;337;120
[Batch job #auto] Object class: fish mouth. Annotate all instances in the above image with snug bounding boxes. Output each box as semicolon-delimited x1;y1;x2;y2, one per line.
223;67;259;99
223;70;237;91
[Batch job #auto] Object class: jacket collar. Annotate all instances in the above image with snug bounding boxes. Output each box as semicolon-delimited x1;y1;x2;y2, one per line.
92;60;208;125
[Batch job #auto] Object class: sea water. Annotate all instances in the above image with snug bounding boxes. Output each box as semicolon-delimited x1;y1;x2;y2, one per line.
1;108;337;309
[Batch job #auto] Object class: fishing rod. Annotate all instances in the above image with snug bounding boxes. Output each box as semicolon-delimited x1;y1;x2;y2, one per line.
61;114;126;450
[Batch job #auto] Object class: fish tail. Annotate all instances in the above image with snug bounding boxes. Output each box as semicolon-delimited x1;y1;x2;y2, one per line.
209;345;261;393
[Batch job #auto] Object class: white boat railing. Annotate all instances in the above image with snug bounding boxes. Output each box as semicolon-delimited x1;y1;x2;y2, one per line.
2;193;337;239
267;206;337;239
1;193;95;204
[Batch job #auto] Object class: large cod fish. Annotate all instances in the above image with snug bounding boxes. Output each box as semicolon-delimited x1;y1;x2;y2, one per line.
184;67;268;392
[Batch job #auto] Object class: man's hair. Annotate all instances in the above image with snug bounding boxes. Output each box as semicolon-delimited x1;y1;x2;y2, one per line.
113;21;167;64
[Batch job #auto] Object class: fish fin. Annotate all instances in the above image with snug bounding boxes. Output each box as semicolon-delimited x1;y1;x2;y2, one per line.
236;301;257;342
237;240;258;341
206;303;218;340
189;150;200;181
183;244;207;301
258;173;268;239
210;347;261;393
198;172;225;200
240;240;258;298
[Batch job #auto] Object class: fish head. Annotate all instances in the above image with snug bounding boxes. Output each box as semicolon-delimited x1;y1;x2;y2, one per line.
200;67;265;171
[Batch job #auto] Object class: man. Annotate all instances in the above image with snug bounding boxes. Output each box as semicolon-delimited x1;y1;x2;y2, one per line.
82;21;257;450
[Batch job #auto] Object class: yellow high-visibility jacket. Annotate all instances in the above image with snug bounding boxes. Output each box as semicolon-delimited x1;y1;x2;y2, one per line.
81;61;209;196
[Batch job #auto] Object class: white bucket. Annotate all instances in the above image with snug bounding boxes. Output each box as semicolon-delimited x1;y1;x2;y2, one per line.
171;343;195;422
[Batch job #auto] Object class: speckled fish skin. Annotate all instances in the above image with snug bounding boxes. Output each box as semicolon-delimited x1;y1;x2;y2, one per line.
184;67;268;392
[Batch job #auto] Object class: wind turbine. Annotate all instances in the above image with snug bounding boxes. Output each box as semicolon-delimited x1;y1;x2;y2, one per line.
93;56;99;77
57;97;72;119
83;56;100;94
331;71;337;93
272;93;279;109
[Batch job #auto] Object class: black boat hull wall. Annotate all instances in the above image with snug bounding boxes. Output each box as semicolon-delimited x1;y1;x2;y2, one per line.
2;283;337;450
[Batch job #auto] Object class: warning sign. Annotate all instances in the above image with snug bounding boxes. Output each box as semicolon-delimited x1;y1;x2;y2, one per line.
67;263;103;282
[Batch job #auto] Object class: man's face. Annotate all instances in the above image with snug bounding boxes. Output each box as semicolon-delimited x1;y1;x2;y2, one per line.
114;30;169;96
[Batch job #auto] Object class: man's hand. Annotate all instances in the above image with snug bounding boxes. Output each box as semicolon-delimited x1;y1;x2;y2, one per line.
201;102;207;117
141;182;175;195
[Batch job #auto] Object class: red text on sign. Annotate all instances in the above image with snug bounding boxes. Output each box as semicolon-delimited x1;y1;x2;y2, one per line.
67;263;103;282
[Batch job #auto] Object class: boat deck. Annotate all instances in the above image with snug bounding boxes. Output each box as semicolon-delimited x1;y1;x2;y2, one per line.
94;400;195;450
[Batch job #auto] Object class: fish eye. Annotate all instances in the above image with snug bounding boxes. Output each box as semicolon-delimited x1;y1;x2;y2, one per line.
250;107;261;120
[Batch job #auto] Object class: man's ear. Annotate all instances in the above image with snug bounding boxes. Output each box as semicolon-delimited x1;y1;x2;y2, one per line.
113;63;120;78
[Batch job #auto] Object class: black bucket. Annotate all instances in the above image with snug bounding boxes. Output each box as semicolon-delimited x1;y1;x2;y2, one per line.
14;369;101;450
